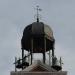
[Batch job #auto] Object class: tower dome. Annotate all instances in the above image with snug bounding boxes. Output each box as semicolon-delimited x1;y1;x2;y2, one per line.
21;21;55;53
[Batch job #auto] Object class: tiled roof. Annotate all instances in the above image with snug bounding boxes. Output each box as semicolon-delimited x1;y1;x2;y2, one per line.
22;60;56;72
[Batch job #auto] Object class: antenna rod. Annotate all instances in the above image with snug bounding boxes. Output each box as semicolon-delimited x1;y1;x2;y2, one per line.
36;6;39;22
36;6;42;22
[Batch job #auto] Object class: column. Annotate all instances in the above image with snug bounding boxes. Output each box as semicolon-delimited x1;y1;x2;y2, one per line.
43;37;46;64
31;38;33;65
22;48;24;69
52;48;54;66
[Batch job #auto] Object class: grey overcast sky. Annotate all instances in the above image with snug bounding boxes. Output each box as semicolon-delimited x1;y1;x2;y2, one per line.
0;0;75;75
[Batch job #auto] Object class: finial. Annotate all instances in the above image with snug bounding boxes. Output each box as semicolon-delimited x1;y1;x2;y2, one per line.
36;5;42;22
60;57;63;68
14;57;17;72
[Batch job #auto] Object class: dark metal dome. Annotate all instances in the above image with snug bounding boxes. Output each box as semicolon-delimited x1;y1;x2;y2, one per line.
21;22;55;53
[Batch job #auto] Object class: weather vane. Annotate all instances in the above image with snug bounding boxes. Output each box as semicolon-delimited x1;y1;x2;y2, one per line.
36;5;42;22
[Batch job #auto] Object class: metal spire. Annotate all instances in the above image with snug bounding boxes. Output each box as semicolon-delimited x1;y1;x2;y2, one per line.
36;6;42;22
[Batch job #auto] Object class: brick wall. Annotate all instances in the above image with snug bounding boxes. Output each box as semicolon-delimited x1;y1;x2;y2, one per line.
11;71;67;75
